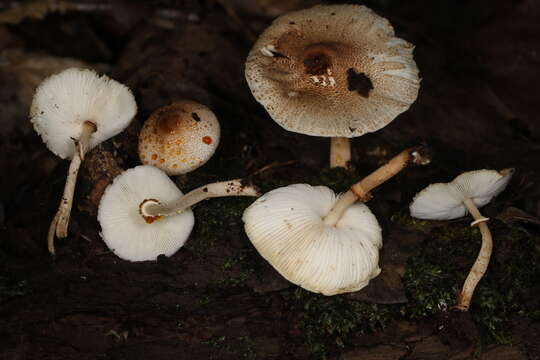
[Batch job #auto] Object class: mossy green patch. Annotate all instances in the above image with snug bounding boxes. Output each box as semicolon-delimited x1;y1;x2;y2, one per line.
283;288;396;359
185;196;255;257
307;167;359;194
391;210;438;233
0;275;28;302
201;335;258;359
218;248;261;288
403;222;540;343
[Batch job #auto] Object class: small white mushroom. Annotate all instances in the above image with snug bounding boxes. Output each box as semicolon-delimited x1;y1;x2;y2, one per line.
98;165;260;261
138;100;220;175
30;68;137;254
245;4;420;168
243;184;382;295
98;165;194;262
409;169;514;311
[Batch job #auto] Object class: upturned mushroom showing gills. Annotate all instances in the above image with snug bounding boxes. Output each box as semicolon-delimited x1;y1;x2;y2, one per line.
245;4;420;168
30;68;137;255
243;146;430;295
138;100;220;175
98;165;260;262
409;169;514;311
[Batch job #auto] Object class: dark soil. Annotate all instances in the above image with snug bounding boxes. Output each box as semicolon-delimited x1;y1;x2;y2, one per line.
1;1;539;359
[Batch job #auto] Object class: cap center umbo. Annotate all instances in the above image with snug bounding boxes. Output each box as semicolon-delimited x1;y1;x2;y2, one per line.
303;53;332;75
347;68;373;97
157;113;180;134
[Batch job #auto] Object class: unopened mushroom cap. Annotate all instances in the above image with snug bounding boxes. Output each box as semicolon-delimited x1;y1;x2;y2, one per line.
138;100;220;175
245;4;420;138
30;68;137;159
243;184;382;295
410;169;514;220
98;165;194;262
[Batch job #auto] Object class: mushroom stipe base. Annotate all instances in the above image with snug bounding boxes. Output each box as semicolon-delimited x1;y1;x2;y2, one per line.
47;120;96;255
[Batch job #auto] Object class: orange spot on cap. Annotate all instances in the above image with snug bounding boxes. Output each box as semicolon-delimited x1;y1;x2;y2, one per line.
202;136;212;144
144;215;162;224
159;159;165;164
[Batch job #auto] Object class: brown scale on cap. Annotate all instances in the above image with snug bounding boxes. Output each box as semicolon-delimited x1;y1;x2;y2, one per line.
245;4;420;138
346;68;373;97
138;100;220;175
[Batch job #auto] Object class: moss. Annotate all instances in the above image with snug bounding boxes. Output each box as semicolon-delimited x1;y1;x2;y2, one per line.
283;288;396;359
202;335;258;359
218;248;260;288
391;210;438;234
307;167;359;194
185;196;255;257
0;276;29;302
403;222;540;343
255;166;358;194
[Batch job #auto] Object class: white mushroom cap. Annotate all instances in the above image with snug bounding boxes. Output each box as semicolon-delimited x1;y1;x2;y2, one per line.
98;165;194;262
245;4;420;138
410;169;514;220
138;100;220;175
243;184;382;295
30;67;137;159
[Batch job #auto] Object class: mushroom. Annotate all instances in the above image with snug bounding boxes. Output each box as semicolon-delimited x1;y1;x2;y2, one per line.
138;100;220;175
409;169;514;311
30;68;137;254
245;4;420;168
244;184;382;295
243;146;430;295
98;165;260;261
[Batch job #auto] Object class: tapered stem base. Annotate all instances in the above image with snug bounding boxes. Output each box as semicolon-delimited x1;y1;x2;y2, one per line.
455;198;493;311
47;121;96;255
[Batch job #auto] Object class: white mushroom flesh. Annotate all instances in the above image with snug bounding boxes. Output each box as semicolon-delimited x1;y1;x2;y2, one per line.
98;165;194;262
410;169;514;220
30;67;137;159
243;184;382;295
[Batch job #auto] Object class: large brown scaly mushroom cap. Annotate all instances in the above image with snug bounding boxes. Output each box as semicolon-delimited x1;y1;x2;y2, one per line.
138;100;220;175
245;4;420;138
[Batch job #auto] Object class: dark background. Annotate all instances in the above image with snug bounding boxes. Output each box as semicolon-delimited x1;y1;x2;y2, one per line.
1;1;539;359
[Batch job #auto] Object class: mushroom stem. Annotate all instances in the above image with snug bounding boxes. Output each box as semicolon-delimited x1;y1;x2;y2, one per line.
330;137;351;168
47;121;96;255
140;179;260;219
455;198;493;311
323;146;429;226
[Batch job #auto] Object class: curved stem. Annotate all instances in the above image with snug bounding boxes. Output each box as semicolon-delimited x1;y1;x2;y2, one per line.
47;121;96;255
322;191;357;226
140;179;260;219
323;146;430;226
330;137;351;168
455;198;493;311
